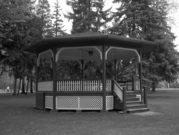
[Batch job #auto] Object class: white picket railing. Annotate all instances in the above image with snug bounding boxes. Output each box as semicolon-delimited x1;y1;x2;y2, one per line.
57;79;112;92
37;79;112;92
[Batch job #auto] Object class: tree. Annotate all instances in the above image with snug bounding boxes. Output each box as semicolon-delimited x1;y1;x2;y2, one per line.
109;0;179;86
0;0;38;95
66;0;111;33
52;0;65;37
38;57;52;81
36;0;52;38
116;59;138;81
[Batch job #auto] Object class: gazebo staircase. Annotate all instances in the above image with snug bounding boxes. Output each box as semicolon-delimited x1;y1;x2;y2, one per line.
126;91;149;113
113;79;149;113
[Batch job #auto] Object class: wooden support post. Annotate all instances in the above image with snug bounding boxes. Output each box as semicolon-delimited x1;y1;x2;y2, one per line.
52;48;57;111
138;49;143;101
122;87;126;113
36;54;39;92
51;57;53;79
81;60;84;91
132;75;135;91
111;79;114;94
144;87;147;106
114;59;117;80
102;45;106;111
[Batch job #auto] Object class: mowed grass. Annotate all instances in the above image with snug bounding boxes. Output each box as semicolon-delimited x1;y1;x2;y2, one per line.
0;91;179;135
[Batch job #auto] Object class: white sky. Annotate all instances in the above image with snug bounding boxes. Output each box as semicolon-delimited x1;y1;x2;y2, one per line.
48;0;179;51
170;10;179;51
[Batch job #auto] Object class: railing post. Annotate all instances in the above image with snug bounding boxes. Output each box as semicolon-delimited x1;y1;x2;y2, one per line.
123;87;126;113
144;87;147;106
132;75;135;91
140;80;143;102
111;79;114;93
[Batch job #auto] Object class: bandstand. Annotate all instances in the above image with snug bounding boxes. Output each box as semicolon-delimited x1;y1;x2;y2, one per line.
24;32;157;112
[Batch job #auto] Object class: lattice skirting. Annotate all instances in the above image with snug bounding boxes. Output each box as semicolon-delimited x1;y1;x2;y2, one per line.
45;96;53;109
56;96;114;110
106;96;114;110
56;96;103;110
44;96;114;110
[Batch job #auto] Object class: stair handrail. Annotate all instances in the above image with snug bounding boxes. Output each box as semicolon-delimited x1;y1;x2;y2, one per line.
113;79;123;100
112;79;126;112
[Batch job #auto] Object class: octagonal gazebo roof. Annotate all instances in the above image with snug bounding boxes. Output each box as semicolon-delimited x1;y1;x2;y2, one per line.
24;32;157;54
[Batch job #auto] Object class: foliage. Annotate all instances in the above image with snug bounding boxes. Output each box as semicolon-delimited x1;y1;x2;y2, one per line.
169;82;179;88
157;81;179;88
0;0;38;95
0;0;69;95
66;0;111;33
0;0;34;73
83;61;103;79
36;0;52;38
56;60;82;79
52;0;66;37
116;59;138;81
0;71;14;89
109;0;179;85
56;60;105;80
38;58;52;81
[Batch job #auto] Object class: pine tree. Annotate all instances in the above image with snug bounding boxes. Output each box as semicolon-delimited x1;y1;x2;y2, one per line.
110;0;179;86
66;0;111;34
52;0;65;37
0;0;37;95
36;0;52;38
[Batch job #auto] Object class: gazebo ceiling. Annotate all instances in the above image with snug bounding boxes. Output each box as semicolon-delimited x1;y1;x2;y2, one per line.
24;32;157;54
57;47;102;61
106;48;137;60
55;47;138;61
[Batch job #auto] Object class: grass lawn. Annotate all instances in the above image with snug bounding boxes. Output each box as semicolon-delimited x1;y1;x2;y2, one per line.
0;91;179;135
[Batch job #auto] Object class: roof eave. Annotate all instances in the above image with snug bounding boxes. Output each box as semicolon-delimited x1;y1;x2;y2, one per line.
23;32;158;54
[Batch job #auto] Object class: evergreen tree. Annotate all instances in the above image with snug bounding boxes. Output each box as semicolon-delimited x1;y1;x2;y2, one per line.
52;0;65;37
66;0;111;34
109;0;179;86
0;0;37;95
36;0;52;38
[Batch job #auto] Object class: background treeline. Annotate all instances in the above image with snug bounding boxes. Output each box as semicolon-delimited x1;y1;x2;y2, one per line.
0;0;179;95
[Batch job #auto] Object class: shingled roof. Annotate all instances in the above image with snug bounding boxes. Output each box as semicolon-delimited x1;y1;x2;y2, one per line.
24;32;157;54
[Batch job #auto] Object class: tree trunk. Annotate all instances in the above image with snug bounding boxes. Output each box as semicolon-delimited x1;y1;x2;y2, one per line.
21;77;26;94
26;77;30;94
30;79;33;93
17;78;21;95
152;81;156;92
13;77;17;96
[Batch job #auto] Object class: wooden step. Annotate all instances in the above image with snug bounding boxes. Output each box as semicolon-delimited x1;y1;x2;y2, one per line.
127;104;147;109
126;97;140;102
126;91;135;94
127;108;149;113
126;101;143;105
126;94;136;98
